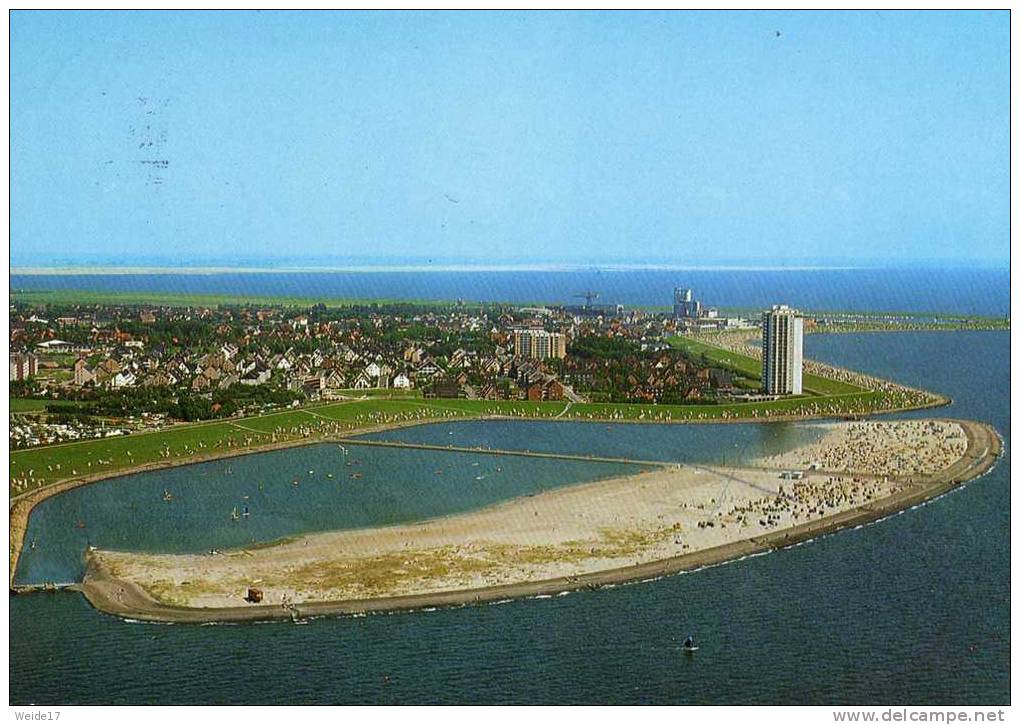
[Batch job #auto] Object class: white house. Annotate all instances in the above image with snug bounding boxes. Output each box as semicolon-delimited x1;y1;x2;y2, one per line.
111;371;136;388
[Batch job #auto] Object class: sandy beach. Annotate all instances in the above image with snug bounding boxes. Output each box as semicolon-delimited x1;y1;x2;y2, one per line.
81;418;1000;622
759;419;970;476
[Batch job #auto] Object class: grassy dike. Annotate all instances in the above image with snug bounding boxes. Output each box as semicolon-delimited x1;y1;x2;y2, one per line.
10;388;938;499
666;335;862;395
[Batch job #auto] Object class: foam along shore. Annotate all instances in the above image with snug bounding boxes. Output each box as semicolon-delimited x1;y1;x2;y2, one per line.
81;419;1000;623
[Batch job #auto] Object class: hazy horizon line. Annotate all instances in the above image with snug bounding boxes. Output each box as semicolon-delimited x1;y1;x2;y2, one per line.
8;260;1010;275
11;263;871;275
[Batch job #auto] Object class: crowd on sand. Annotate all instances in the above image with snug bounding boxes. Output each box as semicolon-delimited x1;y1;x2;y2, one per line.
705;474;888;534
759;419;967;477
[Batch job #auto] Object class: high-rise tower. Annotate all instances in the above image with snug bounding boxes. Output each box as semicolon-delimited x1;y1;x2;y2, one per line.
761;305;803;395
673;287;701;319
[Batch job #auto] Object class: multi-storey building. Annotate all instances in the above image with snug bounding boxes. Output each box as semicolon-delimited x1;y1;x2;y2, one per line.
9;353;39;382
673;287;702;319
761;304;803;395
512;329;567;360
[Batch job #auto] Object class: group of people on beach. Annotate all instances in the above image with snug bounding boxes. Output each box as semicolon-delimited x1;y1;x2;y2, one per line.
762;420;966;477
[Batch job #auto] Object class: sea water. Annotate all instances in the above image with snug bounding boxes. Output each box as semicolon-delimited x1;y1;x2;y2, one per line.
9;267;1010;315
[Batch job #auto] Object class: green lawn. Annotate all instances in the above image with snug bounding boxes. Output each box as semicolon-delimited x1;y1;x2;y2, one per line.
10;398;53;412
668;336;762;378
666;335;863;395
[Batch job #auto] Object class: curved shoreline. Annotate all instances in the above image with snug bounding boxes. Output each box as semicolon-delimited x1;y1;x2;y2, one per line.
9;393;949;588
73;418;1001;624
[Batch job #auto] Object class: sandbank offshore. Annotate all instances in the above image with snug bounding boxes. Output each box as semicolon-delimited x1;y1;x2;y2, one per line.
79;418;1000;623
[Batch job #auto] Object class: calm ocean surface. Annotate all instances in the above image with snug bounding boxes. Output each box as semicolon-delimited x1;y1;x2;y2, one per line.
10;267;1011;315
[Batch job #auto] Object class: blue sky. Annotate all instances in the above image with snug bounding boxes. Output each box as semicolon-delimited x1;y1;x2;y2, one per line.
10;11;1009;268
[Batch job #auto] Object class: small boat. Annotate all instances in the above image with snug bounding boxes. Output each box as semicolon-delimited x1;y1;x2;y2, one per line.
292;479;299;486
162;489;173;502
76;521;86;529
682;635;698;653
231;507;240;522
326;473;334;479
242;506;250;519
351;472;363;480
30;538;37;550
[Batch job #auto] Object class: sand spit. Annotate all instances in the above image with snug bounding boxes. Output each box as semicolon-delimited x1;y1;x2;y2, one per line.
79;418;1001;623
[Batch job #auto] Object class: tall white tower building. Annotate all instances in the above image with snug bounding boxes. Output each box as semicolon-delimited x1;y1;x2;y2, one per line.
761;305;803;395
673;287;702;319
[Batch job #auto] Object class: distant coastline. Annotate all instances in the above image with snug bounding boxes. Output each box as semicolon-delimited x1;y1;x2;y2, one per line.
10;263;869;275
11;266;1010;320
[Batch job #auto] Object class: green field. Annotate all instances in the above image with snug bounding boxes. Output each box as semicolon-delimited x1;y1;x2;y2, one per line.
666;335;863;395
10;398;53;412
